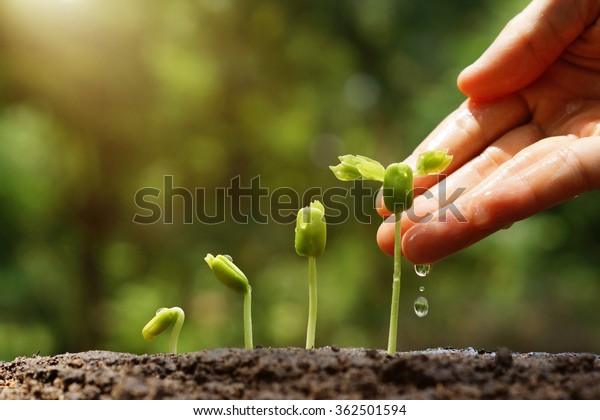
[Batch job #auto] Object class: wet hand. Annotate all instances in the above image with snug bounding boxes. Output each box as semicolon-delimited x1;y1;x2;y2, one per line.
377;0;600;264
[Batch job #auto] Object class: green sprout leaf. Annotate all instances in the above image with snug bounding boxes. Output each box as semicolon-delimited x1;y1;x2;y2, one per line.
330;154;385;182
415;149;453;177
329;161;361;181
356;161;385;182
295;200;327;258
383;163;414;215
339;154;379;166
204;253;250;295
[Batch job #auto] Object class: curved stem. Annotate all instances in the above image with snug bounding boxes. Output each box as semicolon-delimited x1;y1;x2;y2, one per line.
387;212;402;355
168;307;185;354
306;256;317;349
244;287;254;349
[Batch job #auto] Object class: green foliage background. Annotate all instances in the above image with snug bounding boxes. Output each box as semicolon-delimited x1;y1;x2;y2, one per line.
1;0;599;360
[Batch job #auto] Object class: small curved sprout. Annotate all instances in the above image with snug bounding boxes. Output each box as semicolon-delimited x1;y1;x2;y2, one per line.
205;253;253;349
142;306;185;354
330;150;452;354
295;200;327;349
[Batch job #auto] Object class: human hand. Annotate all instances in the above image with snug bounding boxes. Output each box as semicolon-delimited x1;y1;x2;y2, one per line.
377;0;600;264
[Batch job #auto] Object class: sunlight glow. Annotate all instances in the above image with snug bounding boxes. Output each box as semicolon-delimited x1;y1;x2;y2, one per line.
3;0;92;19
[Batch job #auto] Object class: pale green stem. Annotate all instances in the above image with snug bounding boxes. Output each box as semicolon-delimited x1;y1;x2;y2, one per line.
244;287;254;349
306;256;317;349
387;212;402;355
168;307;185;354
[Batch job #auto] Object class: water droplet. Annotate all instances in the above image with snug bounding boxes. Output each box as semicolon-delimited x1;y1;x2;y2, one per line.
414;264;431;277
223;255;233;262
414;296;429;317
419;285;425;292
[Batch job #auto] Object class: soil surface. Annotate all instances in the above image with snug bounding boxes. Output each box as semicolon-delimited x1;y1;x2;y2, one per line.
1;347;599;399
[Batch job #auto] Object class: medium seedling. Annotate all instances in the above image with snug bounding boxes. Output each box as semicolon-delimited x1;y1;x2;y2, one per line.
142;306;185;354
330;150;452;354
204;253;254;349
295;200;327;349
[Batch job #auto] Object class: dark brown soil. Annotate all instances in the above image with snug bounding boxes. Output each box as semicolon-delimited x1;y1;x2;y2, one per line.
1;347;599;399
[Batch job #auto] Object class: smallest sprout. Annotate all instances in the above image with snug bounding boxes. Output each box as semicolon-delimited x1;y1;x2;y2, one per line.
142;306;185;354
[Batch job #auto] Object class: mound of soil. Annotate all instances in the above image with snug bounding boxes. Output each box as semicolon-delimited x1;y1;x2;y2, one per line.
1;347;598;399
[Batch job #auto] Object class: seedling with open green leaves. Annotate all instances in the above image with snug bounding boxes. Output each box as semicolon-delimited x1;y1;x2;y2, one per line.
330;150;452;354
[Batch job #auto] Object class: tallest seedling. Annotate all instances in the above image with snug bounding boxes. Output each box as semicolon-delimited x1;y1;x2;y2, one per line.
330;150;452;354
382;162;414;355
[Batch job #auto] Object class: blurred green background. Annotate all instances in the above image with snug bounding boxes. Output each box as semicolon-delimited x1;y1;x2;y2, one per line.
1;0;599;361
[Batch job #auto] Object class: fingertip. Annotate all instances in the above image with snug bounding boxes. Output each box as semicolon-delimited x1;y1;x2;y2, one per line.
401;225;432;265
402;222;456;264
457;63;475;96
375;188;392;218
376;217;395;257
456;0;588;101
456;59;505;101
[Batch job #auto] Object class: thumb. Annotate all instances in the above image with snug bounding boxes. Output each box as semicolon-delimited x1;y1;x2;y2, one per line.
458;0;596;100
